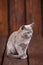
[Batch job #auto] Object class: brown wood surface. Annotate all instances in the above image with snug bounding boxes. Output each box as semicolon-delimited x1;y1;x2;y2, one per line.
0;0;8;36
0;36;7;65
28;35;43;65
3;56;27;65
0;0;41;35
10;0;25;33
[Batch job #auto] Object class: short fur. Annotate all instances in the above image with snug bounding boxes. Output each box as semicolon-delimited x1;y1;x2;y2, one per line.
7;23;34;59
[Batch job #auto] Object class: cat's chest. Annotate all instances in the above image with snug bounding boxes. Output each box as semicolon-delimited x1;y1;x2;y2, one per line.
15;37;29;45
13;33;31;45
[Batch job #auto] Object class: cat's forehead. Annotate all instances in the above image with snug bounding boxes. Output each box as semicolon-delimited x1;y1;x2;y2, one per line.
24;27;31;31
22;28;32;33
21;25;32;30
23;26;32;31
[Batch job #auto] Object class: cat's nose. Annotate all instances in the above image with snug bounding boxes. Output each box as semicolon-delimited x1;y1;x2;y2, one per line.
27;32;30;34
24;34;30;38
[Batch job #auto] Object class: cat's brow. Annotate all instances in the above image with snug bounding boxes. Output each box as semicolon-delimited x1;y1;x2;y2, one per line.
24;28;31;31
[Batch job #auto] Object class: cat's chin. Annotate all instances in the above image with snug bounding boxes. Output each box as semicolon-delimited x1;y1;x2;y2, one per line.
21;35;30;39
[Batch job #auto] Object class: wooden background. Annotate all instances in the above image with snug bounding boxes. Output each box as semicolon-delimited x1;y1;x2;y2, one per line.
0;0;43;65
0;0;41;36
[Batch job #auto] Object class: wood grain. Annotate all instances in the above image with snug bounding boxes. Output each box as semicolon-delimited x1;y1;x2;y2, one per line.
10;0;25;33
0;0;8;36
26;0;41;35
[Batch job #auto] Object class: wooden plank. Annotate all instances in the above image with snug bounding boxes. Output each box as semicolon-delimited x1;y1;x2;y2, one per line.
0;36;7;65
3;57;27;65
29;58;43;65
26;0;31;24
10;0;25;33
32;0;41;35
28;35;43;65
0;0;8;36
41;0;43;36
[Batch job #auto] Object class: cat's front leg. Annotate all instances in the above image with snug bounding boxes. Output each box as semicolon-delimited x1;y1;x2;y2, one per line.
20;45;28;59
14;44;27;59
14;44;24;56
7;44;16;57
7;45;24;59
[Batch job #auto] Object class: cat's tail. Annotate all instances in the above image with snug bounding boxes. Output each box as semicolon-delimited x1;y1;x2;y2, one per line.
8;53;27;59
7;53;23;59
10;54;22;58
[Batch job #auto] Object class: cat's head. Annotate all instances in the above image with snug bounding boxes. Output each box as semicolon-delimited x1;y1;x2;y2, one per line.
19;22;34;39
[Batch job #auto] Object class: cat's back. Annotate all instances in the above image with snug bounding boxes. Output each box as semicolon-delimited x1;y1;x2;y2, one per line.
9;31;18;38
7;31;18;45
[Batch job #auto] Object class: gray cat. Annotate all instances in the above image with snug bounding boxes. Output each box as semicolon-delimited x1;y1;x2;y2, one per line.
7;23;34;59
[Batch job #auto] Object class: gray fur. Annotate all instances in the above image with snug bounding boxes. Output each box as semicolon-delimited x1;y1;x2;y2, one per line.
7;23;34;59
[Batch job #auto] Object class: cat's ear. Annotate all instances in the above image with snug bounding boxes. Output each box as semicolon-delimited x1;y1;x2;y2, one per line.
20;25;25;30
29;22;34;28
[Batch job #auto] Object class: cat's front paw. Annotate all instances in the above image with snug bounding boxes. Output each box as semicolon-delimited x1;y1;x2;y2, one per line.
20;54;27;59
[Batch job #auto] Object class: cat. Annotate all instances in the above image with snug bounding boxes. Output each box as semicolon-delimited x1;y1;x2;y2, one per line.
7;22;34;59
